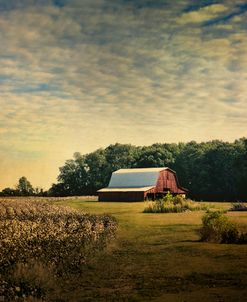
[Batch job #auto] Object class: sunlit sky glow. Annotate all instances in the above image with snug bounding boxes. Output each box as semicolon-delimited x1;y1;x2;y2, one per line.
0;0;247;189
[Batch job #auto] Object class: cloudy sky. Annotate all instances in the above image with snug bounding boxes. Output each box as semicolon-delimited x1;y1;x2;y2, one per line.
0;0;247;190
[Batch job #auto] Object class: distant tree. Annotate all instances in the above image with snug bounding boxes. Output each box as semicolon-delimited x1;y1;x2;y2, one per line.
48;183;67;197
135;144;175;168
196;141;239;201
56;153;88;195
49;139;247;200
104;143;138;171
173;141;205;198
103;143;138;187
16;176;34;196
235;138;247;200
34;187;47;196
1;187;17;196
51;144;139;196
84;148;108;194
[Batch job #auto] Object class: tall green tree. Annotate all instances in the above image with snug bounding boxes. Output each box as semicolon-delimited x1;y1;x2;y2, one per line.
173;141;206;198
84;148;108;194
135;144;175;168
57;153;88;195
50;139;247;201
235;138;247;200
196;141;239;200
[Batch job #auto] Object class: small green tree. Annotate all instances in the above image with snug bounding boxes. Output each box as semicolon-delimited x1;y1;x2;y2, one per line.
199;211;239;243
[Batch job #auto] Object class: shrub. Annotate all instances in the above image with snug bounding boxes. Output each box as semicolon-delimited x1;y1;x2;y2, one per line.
143;193;208;213
143;198;165;213
162;191;174;202
199;211;242;244
2;261;56;301
229;202;247;211
239;232;247;244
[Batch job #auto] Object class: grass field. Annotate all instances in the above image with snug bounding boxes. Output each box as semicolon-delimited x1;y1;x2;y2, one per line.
53;199;247;302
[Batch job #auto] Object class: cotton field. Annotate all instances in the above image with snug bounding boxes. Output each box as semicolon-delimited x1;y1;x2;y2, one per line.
0;198;117;301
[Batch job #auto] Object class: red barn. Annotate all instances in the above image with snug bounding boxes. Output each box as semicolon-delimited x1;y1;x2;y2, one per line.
97;167;188;202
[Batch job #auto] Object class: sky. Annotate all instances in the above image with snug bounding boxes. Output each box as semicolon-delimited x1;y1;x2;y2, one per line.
0;0;247;190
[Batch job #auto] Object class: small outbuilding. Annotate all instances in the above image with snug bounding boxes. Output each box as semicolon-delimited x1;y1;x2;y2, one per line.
97;167;188;202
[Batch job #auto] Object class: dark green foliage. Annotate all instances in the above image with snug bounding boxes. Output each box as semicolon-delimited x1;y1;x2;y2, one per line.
48;144;139;196
173;140;244;201
134;144;175;168
0;187;17;196
52;138;247;200
143;193;208;213
4;138;246;201
1;177;48;197
235;138;247;200
1;177;34;197
199;211;246;244
16;176;34;196
239;232;247;244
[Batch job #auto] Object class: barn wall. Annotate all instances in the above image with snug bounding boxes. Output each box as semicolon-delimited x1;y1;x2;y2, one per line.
99;191;145;202
156;170;185;194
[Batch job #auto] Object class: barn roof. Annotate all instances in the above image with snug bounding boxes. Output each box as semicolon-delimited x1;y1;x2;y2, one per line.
97;186;155;192
108;167;168;188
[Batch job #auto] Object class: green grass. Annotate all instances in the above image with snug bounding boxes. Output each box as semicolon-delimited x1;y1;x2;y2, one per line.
52;199;247;302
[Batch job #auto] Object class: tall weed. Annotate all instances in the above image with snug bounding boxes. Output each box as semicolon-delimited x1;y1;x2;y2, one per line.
143;194;208;213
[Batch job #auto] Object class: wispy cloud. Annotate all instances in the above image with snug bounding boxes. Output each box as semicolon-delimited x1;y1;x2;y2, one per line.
177;4;229;24
0;0;246;189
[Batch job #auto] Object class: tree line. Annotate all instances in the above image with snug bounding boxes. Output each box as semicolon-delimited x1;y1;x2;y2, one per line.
1;138;247;201
0;176;45;197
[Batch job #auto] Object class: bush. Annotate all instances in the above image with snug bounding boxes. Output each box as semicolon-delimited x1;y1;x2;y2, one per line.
0;198;117;301
229;202;247;211
239;232;247;244
198;211;244;244
143;193;208;213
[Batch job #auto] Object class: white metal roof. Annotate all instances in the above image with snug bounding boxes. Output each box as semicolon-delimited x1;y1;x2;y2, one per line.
108;167;167;188
97;186;155;192
115;168;167;173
